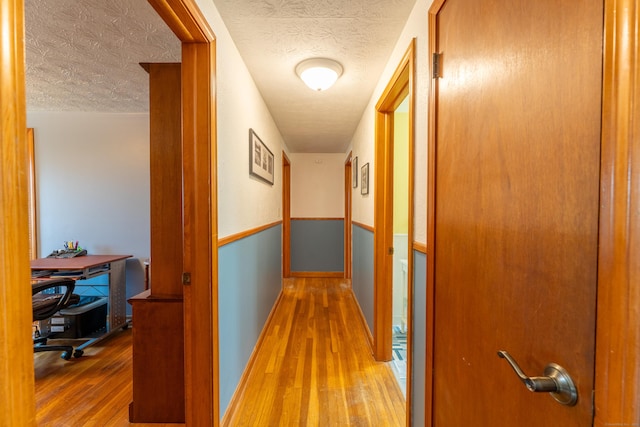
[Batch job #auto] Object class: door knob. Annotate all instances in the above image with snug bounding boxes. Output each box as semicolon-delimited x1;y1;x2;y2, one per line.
497;350;578;406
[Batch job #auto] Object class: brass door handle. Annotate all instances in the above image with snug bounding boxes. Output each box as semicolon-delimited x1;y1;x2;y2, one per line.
497;350;578;406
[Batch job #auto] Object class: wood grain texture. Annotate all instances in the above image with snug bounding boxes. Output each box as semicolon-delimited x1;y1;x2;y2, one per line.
431;0;601;424
148;62;183;298
290;217;345;221
223;278;405;426
180;39;217;427
594;0;640;423
218;221;282;247
27;128;37;260
290;271;345;278
353;221;375;233
34;328;183;427
373;40;415;366
1;1;35;425
344;152;353;279
129;295;185;422
145;2;217;425
412;242;427;254
283;152;291;278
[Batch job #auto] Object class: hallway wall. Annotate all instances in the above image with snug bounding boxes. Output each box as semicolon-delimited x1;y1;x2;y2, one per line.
193;1;290;420
218;224;282;415
348;0;432;424
289;153;345;273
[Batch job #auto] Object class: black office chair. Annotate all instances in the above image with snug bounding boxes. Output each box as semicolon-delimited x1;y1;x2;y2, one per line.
32;278;80;360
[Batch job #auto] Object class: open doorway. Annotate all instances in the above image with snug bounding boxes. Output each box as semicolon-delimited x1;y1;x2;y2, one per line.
390;96;410;396
373;39;415;424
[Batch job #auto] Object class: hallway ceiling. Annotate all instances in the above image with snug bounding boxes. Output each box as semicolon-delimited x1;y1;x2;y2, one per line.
25;0;418;153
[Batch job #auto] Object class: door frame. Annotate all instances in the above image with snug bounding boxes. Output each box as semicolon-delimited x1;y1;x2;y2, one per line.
344;151;353;279
283;152;291;278
148;1;217;424
373;39;416;424
0;0;220;425
425;0;640;425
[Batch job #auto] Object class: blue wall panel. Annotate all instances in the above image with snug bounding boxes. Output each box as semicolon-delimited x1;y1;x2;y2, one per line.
290;219;344;272
412;250;426;426
352;224;374;334
218;224;282;416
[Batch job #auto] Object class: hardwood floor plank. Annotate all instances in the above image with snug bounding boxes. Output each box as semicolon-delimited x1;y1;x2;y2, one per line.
224;277;405;426
35;277;404;426
34;328;184;427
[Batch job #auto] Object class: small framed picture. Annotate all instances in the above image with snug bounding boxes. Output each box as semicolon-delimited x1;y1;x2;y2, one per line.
352;156;358;188
361;163;369;195
249;129;274;185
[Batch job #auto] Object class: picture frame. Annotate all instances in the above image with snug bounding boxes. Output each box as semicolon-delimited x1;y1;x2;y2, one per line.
352;156;358;188
249;128;274;185
361;162;369;195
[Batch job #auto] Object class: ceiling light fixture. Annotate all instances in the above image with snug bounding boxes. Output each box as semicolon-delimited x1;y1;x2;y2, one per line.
295;58;343;92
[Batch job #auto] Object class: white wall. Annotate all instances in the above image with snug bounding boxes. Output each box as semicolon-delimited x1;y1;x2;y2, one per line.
194;0;290;239
27;111;150;299
349;0;431;245
290;153;345;218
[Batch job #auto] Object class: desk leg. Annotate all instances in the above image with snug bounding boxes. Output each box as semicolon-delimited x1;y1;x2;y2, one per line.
108;260;127;331
73;260;129;355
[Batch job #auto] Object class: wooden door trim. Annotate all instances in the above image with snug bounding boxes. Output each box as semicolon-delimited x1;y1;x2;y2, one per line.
594;0;640;423
283;152;291;278
0;1;36;425
427;0;640;425
344;151;353;279
148;0;217;425
373;39;416;426
425;3;444;424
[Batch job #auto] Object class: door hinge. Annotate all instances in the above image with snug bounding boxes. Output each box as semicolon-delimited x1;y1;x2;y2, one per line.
432;52;442;79
388;247;394;255
182;272;191;285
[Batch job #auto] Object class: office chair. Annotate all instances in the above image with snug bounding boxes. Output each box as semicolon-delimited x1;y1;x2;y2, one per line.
32;278;81;360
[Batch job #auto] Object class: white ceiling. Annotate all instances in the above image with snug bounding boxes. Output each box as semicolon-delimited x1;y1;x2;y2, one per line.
25;0;418;153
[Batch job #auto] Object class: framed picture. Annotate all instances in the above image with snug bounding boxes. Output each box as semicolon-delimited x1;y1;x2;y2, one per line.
249;128;274;185
352;156;358;188
361;162;369;195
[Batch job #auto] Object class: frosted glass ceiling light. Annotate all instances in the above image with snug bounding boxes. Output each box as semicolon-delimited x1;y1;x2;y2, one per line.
296;58;343;91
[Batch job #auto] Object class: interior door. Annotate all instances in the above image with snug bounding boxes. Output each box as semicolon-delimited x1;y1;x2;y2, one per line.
431;0;602;425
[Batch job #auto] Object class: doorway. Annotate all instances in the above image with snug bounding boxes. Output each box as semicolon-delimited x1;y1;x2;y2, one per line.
344;152;353;279
373;39;415;424
0;0;218;425
390;96;410;397
283;152;291;278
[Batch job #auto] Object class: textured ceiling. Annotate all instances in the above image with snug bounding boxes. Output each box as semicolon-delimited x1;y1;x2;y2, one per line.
212;0;418;152
25;0;180;113
25;0;418;152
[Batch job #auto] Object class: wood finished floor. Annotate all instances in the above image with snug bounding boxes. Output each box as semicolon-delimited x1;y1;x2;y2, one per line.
34;328;179;427
34;277;405;426
223;278;406;426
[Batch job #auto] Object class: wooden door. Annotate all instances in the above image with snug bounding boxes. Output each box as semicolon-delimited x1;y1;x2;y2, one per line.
429;0;602;425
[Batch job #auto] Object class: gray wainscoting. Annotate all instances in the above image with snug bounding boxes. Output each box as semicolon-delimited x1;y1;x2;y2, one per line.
412;250;426;426
352;224;374;334
290;219;344;272
218;224;282;416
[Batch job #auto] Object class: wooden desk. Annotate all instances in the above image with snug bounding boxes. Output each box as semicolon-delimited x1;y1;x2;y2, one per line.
31;254;132;355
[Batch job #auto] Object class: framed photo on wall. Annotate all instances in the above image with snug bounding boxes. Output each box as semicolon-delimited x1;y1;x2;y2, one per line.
352;156;358;188
249;128;274;185
361;162;369;195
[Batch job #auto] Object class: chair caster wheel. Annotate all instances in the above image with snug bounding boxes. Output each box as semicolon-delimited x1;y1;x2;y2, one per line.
61;351;72;360
74;350;84;358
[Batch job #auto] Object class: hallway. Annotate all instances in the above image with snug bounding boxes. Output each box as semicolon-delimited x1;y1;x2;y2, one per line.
34;277;405;426
223;277;406;426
